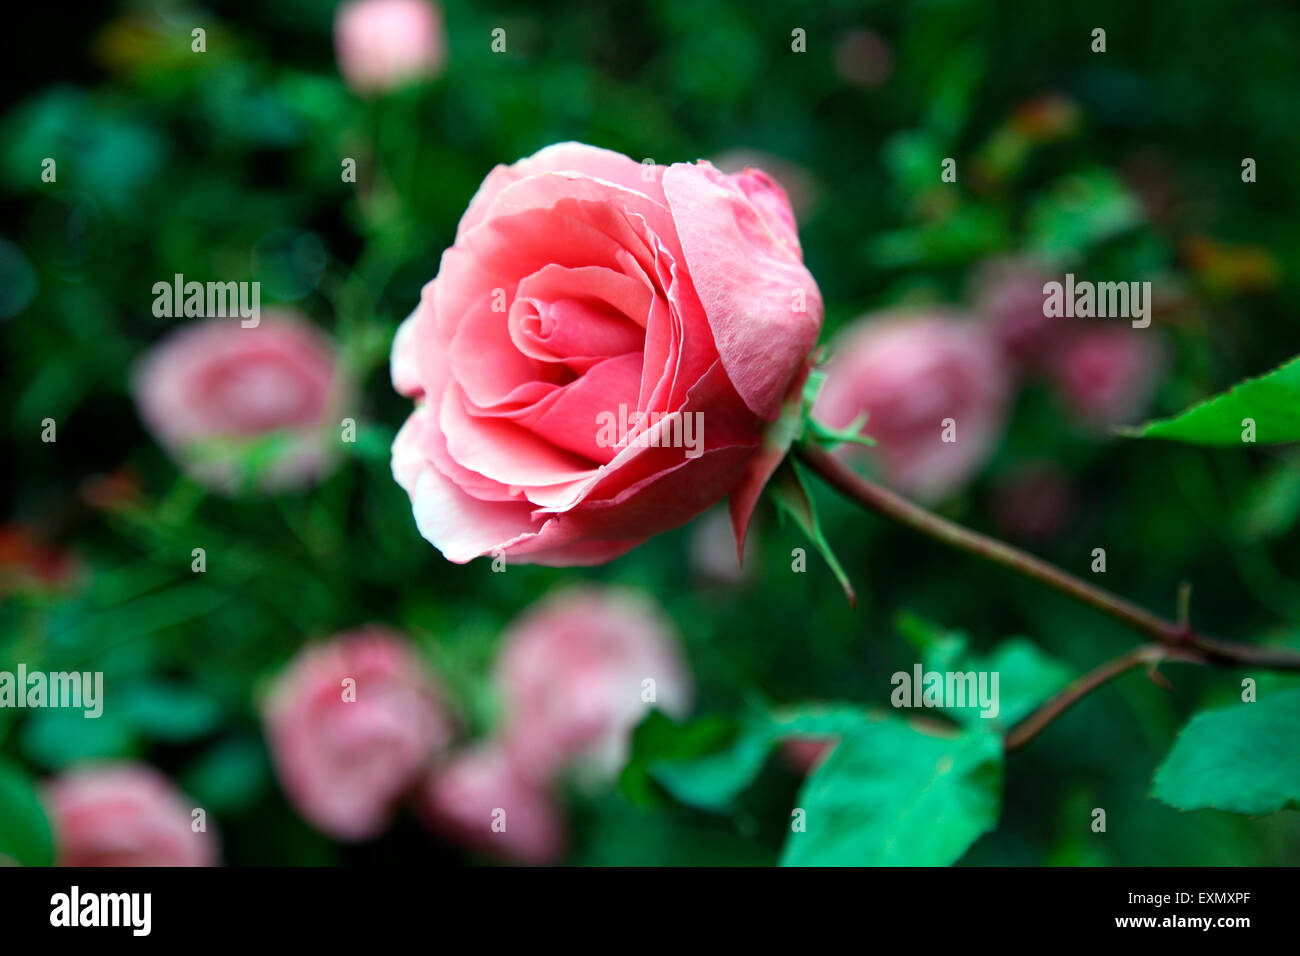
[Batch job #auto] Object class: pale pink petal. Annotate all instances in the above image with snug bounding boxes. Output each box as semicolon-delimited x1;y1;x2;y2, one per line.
662;161;821;421
457;143;667;239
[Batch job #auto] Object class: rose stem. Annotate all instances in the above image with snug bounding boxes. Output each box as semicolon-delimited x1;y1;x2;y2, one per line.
1003;644;1206;751
795;443;1300;673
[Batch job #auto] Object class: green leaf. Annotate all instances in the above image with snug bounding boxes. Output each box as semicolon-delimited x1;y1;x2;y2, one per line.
618;711;737;808
949;639;1073;728
1123;354;1300;446
1152;688;1300;815
896;615;1072;727
769;456;856;606
781;717;1003;866
20;708;136;770
651;704;870;812
117;681;224;742
0;759;55;866
766;703;878;739
650;733;773;812
1236;454;1300;541
897;612;969;672
1026;169;1143;262
182;737;271;814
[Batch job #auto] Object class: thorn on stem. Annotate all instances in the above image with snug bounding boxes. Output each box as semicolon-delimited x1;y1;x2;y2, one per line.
1145;661;1172;690
1177;580;1192;629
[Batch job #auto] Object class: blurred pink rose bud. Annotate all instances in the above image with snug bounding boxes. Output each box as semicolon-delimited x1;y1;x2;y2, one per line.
133;312;346;494
833;28;894;89
812;311;1011;502
390;143;822;567
972;257;1059;372
420;744;566;865
262;628;454;841
497;588;693;784
0;524;79;595
780;737;836;775
334;0;447;96
1046;326;1163;429
44;763;218;867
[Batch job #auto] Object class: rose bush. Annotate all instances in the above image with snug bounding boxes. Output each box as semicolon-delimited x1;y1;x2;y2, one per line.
391;143;822;565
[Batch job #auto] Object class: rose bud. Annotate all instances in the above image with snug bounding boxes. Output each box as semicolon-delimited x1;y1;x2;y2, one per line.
780;737;837;775
1046;325;1163;429
334;0;446;96
0;524;79;594
496;588;693;784
132;312;347;494
832;28;894;89
419;744;565;866
971;256;1060;372
812;311;1011;502
390;142;822;566
262;628;453;841
44;763;218;867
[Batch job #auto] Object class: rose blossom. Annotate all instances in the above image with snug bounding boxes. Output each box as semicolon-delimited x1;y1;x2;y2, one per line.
496;588;693;784
1046;325;1163;429
972;256;1060;371
812;310;1010;502
420;743;565;865
132;312;346;494
44;763;217;867
262;628;453;841
390;142;822;566
711;149;817;221
334;0;446;96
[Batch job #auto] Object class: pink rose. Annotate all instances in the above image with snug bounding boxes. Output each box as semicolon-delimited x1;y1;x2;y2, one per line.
419;744;565;865
496;588;693;783
390;142;823;566
1046;325;1163;429
972;256;1059;371
44;763;217;867
334;0;446;96
262;628;453;841
833;28;894;89
780;737;837;775
711;150;817;221
812;311;1010;502
133;312;345;493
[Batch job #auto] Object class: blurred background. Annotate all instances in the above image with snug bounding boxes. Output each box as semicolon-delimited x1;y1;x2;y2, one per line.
2;0;1299;866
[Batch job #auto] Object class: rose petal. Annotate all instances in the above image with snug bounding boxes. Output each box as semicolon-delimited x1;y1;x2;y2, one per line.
663;161;821;421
